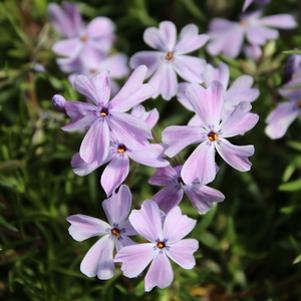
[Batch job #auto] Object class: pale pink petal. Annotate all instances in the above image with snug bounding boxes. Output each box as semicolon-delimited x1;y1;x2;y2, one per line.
175;24;209;54
52;38;82;60
62;114;96;132
71;153;101;176
114;243;154;277
145;253;173;292
203;62;230;88
246;26;278;45
131;105;159;129
216;139;255;171
167;239;198;269
163;206;196;243
129;200;163;242
158;21;177;51
102;184;132;225
86;17;115;39
99;53;129;79
181;141;217;185
148;166;179;186
260;14;297;29
79;119;110;164
67;214;110;241
80;235;115;280
100;154;130;197
177;83;194;111
129;51;161;77
173;55;206;83
162;125;204;157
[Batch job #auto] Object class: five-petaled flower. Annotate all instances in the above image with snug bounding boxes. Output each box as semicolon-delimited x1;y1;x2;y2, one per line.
149;165;225;214
163;81;259;185
115;200;199;291
130;21;209;100
67;185;136;280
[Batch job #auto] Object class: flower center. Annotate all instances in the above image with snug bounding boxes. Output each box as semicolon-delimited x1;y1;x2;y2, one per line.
296;100;301;108
117;144;127;154
208;131;219;142
99;108;108;117
111;227;121;237
240;20;248;28
89;68;97;75
165;51;174;61
156;241;166;249
80;34;88;43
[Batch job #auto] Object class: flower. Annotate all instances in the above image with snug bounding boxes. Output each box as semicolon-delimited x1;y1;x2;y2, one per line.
131;105;159;130
130;21;209;100
72;138;168;196
177;62;259;120
48;1;115;65
162;81;259;184
265;57;301;139
66;185;136;280
52;66;154;167
115;200;198;291
149;165;225;214
207;11;296;58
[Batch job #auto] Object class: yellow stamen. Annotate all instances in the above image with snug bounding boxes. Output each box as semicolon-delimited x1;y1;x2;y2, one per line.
165;51;174;61
208;131;219;142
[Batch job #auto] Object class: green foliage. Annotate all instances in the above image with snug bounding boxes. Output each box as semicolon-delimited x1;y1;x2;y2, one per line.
1;0;301;300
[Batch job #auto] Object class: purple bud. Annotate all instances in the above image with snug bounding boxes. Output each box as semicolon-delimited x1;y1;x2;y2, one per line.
283;54;301;84
52;94;66;110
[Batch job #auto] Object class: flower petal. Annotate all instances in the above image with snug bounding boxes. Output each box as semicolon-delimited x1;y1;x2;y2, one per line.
260;14;297;29
162;125;204;157
221;102;259;138
67;214;110;241
153;184;184;213
163;206;196;243
203;62;230;89
71;153;101;176
110;65;153;111
79;119;110;164
52;38;82;60
265;102;299;139
167;239;198;269
100;154;130;197
185;81;224;128
246;26;278;45
148;166;179;186
184;184;225;214
129;200;163;242
181;141;217;185
216;139;255;172
131;105;159;129
114;243;154;277
128;143;169;168
130;51;161;78
145;253;173;292
80;235;115;280
62;114;96;132
149;63;178;101
175;24;209;54
173;55;206;83
102;184;132;225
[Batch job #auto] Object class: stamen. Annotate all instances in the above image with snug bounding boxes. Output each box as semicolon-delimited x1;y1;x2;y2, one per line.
80;34;88;43
156;241;166;249
296;100;301;108
100;108;108;117
165;51;174;61
89;69;97;75
117;144;127;154
111;228;121;237
208;131;219;142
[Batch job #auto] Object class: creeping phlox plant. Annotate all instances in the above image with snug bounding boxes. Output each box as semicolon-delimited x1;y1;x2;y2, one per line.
49;0;296;292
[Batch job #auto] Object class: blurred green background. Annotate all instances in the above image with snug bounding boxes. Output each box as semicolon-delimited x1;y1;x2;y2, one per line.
1;0;301;300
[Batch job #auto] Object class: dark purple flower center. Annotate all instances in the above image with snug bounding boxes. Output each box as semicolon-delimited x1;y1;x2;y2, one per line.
111;227;121;237
117;144;127;154
156;241;166;249
165;51;174;61
100;108;109;117
208;131;219;142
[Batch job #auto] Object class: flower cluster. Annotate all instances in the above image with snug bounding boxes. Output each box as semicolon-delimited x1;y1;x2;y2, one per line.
48;0;296;292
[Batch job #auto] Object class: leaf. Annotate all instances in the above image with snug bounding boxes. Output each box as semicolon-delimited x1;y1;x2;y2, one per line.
279;178;301;191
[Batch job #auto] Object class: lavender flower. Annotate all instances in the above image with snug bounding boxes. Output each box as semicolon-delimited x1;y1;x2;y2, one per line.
48;2;115;65
265;57;301;139
149;165;225;214
207;11;296;58
177;62;259;120
52;66;154;167
163;81;259;184
67;185;136;280
115;200;198;291
130;21;209;100
72;138;168;196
